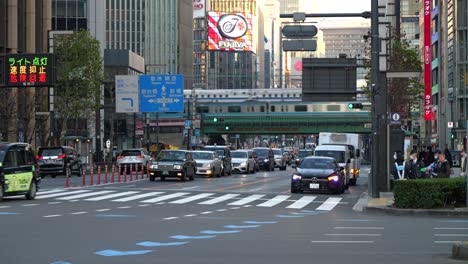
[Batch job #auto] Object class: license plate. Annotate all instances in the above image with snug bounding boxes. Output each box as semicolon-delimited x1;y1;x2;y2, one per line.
45;159;54;164
162;171;169;175
309;183;319;189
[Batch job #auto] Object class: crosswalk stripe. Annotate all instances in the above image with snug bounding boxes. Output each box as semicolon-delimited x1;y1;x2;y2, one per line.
256;195;291;207
37;190;92;199
37;189;67;195
228;194;265;206
199;194;240;205
140;192;189;203
170;193;215;204
57;191;115;200
84;191;140;201
111;192;165;202
286;196;317;209
316;197;342;211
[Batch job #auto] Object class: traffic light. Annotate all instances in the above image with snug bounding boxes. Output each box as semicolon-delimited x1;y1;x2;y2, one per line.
213;117;218;123
225;126;230;131
213;117;225;122
451;133;455;139
348;103;363;109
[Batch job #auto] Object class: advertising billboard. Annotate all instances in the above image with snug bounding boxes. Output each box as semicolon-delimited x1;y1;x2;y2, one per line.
3;53;55;87
207;12;254;53
423;0;434;121
193;0;205;18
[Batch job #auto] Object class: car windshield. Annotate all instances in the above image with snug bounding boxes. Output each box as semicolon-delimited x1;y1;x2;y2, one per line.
39;148;63;156
192;152;214;160
254;149;269;157
314;150;345;163
297;151;313;158
204;148;224;157
0;150;5;163
120;150;142;156
273;149;282;155
231;152;248;158
157;151;186;162
300;159;336;170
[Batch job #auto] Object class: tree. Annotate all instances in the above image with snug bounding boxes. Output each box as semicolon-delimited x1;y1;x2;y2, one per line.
54;30;104;139
362;33;423;119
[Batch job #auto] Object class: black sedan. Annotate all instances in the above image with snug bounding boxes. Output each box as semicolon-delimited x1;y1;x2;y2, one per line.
291;156;345;194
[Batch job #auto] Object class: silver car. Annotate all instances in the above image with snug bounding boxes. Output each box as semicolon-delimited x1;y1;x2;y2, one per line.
231;150;256;174
191;151;223;177
273;148;287;171
116;148;152;173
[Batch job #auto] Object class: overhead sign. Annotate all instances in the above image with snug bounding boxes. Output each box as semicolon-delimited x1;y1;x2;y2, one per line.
139;75;184;113
423;0;434;120
390;112;402;126
193;0;205;18
4;53;55;87
448;121;454;128
207;12;254;53
282;25;318;38
115;75;139;113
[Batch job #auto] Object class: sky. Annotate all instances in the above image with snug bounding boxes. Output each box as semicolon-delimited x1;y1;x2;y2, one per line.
305;0;371;28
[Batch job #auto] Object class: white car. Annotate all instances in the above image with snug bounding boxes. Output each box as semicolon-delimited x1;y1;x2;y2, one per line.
116;149;152;173
272;148;287;171
191;151;223;177
231;150;256;174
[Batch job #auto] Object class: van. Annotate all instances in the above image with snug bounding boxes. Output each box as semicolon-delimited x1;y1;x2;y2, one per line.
314;145;351;188
0;142;41;200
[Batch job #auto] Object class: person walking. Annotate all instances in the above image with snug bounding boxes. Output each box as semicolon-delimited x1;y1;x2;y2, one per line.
427;149;441;178
392;151;406;180
432;152;451;178
426;147;434;166
460;151;467;177
406;150;425;179
444;147;453;168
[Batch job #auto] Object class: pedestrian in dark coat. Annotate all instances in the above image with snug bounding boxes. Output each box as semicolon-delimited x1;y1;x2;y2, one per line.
405;150;425;179
444;147;453;168
433;152;451;178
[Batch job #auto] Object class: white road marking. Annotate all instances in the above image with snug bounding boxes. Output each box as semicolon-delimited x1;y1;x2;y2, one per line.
43;214;62;218
216;209;227;212
84;191;140;201
434;227;468;230
112;192;164;202
96;209;111;212
334;227;384;230
48;202;62;205
230;207;241;210
325;234;382;237
37;189;67;195
184;214;197;217
21;204;39;207
200;211;213;214
163;217;179;220
169;193;214;204
199;194;240;205
156;202;165;205
121;185;136;188
181;186;200;190
310;241;374;243
286;196;317;209
242;205;252;208
434;241;462;244
140;192;189;203
315;197;342;211
228;194;265;206
57;191;115;200
37;190;91;199
434;234;468;237
0;206;11;209
71;212;87;215
69;200;79;202
256;195;291;207
117;206;132;209
249;188;263;192
138;204;151;207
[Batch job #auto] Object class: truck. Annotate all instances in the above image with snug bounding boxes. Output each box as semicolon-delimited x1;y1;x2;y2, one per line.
318;133;363;186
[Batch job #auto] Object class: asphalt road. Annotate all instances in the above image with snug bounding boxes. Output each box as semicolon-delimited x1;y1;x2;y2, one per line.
0;165;466;264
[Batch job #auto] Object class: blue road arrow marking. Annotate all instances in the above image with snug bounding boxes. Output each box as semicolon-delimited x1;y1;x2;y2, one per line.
200;230;241;235
95;250;152;257
0;212;20;215
95;214;137;218
243;221;278;224
121;98;134;107
136;241;189;247
170;235;216;240
438;220;468;223
224;225;260;229
276;214;304;218
290;212;321;215
50;261;72;264
301;210;326;214
336;219;380;222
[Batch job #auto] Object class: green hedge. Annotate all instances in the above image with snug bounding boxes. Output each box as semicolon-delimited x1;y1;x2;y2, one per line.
394;178;467;209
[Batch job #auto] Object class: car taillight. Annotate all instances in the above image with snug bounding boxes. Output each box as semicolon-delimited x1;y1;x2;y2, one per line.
117;155;124;159
137;154;144;158
57;153;66;160
36;155;43;161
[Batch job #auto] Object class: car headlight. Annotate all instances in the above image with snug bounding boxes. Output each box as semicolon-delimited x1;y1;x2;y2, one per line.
327;175;340;182
264;159;269;163
292;175;302;181
240;162;246;166
173;165;182;170
150;164;158;169
204;163;212;168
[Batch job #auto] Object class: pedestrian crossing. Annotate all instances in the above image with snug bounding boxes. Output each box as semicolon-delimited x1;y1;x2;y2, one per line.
35;189;345;211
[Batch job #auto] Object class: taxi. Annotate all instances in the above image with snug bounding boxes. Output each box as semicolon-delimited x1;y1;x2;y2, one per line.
0;142;41;200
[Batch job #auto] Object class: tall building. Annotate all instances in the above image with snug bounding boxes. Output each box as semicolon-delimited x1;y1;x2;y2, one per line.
400;0;421;49
0;0;52;147
279;0;304;14
51;0;87;31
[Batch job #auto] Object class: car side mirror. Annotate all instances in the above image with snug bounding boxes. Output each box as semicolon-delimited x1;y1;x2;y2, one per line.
339;166;345;171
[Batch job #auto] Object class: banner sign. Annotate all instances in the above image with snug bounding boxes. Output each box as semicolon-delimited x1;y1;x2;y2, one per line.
207;12;254;53
423;0;434;120
4;53;55;87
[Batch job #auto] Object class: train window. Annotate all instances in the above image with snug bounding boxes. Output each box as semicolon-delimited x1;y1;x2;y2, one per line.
207;94;211;98
263;94;266;97
260;106;265;112
196;106;209;113
251;106;254;112
327;105;341;111
287;94;290;97
228;106;241;113
270;105;276;112
294;105;307;112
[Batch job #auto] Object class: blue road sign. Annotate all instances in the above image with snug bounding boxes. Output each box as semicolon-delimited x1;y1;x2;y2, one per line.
139;74;184;113
185;120;192;129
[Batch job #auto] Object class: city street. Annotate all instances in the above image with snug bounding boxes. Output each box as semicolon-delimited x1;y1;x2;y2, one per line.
0;166;466;264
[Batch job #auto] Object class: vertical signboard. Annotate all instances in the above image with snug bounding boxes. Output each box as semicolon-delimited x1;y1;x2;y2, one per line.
4;54;55;87
115;75;139;113
423;1;434;120
193;0;205;18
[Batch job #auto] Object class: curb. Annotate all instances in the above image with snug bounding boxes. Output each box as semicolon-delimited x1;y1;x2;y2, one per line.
453;242;468;260
363;206;468;217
